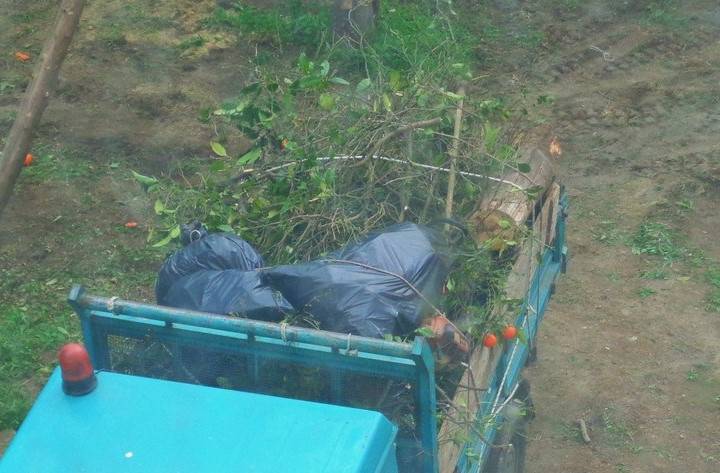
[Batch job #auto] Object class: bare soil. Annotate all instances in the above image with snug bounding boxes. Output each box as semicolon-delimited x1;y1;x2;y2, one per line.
1;1;720;471
478;2;720;471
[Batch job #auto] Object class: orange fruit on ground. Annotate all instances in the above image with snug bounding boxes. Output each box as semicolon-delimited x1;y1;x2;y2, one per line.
482;333;498;348
23;153;33;166
15;51;30;62
124;221;139;228
502;325;518;340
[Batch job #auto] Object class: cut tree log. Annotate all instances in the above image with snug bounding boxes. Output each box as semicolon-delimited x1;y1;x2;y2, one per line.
0;0;85;218
468;147;556;248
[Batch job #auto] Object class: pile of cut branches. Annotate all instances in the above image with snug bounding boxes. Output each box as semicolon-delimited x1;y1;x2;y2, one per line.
141;1;537;341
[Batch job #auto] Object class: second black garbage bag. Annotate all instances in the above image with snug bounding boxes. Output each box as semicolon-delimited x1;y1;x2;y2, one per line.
163;269;293;322
262;223;451;338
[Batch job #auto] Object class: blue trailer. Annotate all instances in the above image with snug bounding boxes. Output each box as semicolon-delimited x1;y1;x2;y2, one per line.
0;189;567;473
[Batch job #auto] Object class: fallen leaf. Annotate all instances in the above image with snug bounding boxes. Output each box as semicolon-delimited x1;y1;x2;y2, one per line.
549;136;562;158
210;141;227;157
131;170;158;187
15;51;30;62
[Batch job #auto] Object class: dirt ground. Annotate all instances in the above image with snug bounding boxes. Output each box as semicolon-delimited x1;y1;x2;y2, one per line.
1;0;720;471
493;2;720;472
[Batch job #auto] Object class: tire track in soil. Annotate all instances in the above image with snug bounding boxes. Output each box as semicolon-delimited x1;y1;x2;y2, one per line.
546;30;720;138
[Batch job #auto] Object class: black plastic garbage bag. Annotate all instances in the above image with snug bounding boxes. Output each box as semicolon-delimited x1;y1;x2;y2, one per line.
156;233;265;305
263;223;451;338
332;222;450;302
163;269;293;322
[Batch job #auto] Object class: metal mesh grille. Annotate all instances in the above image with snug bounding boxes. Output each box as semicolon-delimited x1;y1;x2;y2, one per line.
105;333;417;433
108;335;177;380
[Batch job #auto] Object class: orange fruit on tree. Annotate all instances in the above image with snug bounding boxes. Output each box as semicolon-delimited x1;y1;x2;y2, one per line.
482;333;498;348
502;325;518;340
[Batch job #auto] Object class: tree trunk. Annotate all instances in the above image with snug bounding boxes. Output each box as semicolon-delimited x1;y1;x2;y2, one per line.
332;0;379;40
468;147;556;247
0;0;85;218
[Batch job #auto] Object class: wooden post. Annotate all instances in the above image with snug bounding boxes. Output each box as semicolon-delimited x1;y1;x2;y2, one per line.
0;0;85;218
444;85;466;221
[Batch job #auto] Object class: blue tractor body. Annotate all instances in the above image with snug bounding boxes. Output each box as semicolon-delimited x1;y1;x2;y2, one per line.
1;368;398;473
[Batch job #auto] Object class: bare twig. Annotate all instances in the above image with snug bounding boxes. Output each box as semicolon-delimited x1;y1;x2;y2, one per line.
366;117;442;158
398;130;413;222
436;385;511;449
444;85;466;221
420;172;439;221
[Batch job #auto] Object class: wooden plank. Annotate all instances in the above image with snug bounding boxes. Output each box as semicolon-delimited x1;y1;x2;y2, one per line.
505;182;560;300
437;182;561;472
544;183;561;247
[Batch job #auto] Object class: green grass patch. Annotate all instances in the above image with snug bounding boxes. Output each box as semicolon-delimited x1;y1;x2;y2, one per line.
553;0;583;10
0;300;79;429
0;79;20;96
6;4;55;40
121;4;177;31
593;220;624;245
0;161;163;429
687;368;699;381
366;2;474;73
705;267;720;288
602;407;641;452
706;290;720;313
630;222;720;309
178;35;205;51
555;420;583;443
0;250;159;429
631;222;683;262
686;363;711;382
97;22;128;48
706;267;720;312
640;267;668;280
675;198;695;212
644;0;689;29
21;146;93;183
207;1;330;48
